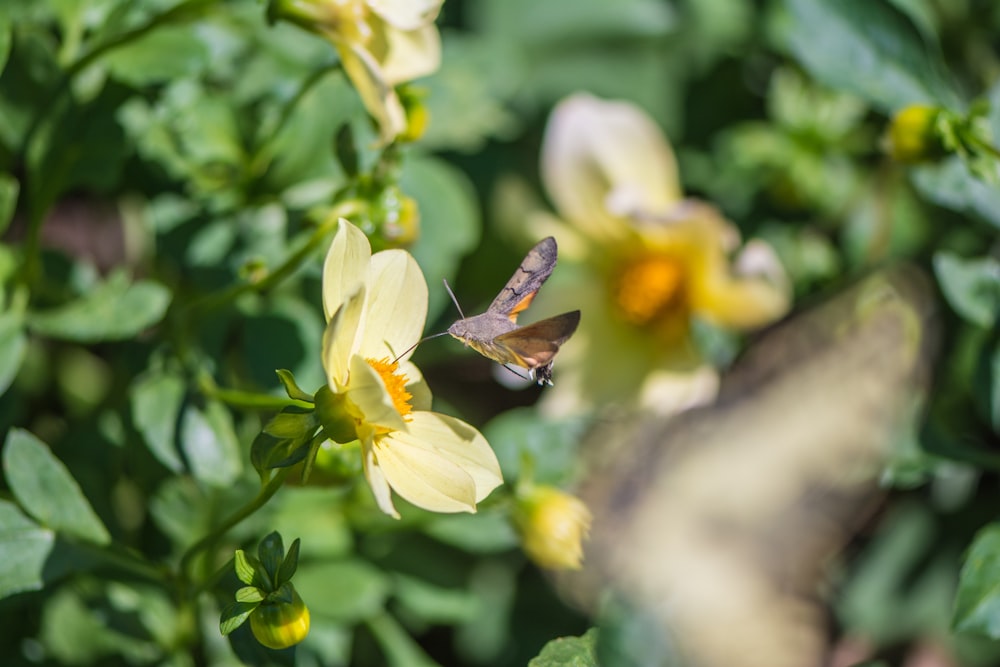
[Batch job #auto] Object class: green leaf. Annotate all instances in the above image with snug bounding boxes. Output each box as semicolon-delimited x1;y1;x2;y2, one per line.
179;400;242;487
264;408;317;440
250;430;312;474
783;0;958;112
0;20;11;76
104;25;209;86
258;531;285;581
483;407;587;484
421;512;518;554
234;549;257;586
293;559;389;623
0;306;26;396
0;500;55;597
954;524;1000;637
26;87;130;218
393;574;477;624
130;370;186;472
934;253;1000;328
236;586;266;603
402;155;482;322
220;601;259;636
28;271;171;343
2;429;110;545
0;172;18;236
528;628;600;667
276;538;300;586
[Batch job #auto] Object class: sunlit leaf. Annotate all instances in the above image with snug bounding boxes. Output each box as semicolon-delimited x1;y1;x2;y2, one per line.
293;559;389;623
528;628;599;667
220;601;258;636
0;500;54;597
934;252;1000;328
179;401;242;487
0;307;26;396
954;524;1000;637
28;271;170;343
783;0;958;112
130;370;186;472
2;429;110;545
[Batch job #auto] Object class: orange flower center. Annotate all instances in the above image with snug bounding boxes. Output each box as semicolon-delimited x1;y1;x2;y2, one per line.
366;357;413;419
612;253;686;327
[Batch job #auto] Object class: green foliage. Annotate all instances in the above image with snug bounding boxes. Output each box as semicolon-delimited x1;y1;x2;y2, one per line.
0;0;999;665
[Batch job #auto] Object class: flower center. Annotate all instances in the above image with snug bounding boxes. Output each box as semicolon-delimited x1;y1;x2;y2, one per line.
612;253;686;326
366;357;413;419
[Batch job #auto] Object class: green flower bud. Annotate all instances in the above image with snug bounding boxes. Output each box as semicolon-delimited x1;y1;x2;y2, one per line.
884;104;946;163
313;385;359;444
250;587;310;650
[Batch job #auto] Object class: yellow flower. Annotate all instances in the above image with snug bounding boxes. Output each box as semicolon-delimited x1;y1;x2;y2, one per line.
529;93;791;415
320;219;502;518
273;0;442;145
513;485;591;571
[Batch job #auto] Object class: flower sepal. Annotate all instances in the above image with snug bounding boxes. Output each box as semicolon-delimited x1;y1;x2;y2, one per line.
314;384;360;445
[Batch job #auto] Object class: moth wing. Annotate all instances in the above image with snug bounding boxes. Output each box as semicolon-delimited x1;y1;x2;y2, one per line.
494;311;581;368
488;237;559;323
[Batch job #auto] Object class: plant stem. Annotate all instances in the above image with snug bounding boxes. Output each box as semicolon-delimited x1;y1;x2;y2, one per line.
178;467;291;587
188;205;361;314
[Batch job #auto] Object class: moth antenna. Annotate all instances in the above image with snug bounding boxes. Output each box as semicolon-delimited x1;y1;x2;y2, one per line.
391;331;450;364
442;279;466;319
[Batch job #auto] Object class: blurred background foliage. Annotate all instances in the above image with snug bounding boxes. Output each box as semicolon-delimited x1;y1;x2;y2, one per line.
0;0;999;665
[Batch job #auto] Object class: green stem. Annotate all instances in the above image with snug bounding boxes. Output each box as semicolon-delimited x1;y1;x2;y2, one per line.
189;204;361;314
178;467;291;586
76;540;170;585
202;383;312;411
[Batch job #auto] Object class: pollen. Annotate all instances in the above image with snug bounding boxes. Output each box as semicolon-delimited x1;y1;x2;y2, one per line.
613;254;685;326
366;357;413;418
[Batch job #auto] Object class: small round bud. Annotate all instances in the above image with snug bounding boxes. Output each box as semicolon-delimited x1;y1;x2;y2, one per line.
513;485;592;570
249;588;311;650
884;104;946;163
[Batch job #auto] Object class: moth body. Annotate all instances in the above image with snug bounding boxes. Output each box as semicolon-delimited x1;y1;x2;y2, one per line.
446;237;580;385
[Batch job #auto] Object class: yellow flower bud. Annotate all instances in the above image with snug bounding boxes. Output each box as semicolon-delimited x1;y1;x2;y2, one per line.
397;85;430;143
514;486;592;570
249;588;311;650
884;104;946;163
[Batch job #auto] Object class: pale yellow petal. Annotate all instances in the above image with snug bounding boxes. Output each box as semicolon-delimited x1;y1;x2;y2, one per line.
542;93;682;239
346;354;409;432
358;249;428;361
337;41;406;145
379;24;441;85
361;433;400;518
322;286;367;390
367;0;442;30
373;435;479;513
323;219;371;321
399;360;432;411
693;274;791;330
404;412;502;503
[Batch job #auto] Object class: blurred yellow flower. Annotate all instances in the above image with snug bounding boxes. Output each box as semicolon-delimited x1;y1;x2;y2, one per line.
272;0;443;145
320;219;502;518
513;485;591;571
529;93;791;416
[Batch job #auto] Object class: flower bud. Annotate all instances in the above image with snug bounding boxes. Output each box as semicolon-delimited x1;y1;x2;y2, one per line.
513;485;592;570
250;587;311;650
397;85;430;143
884;104;946;163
